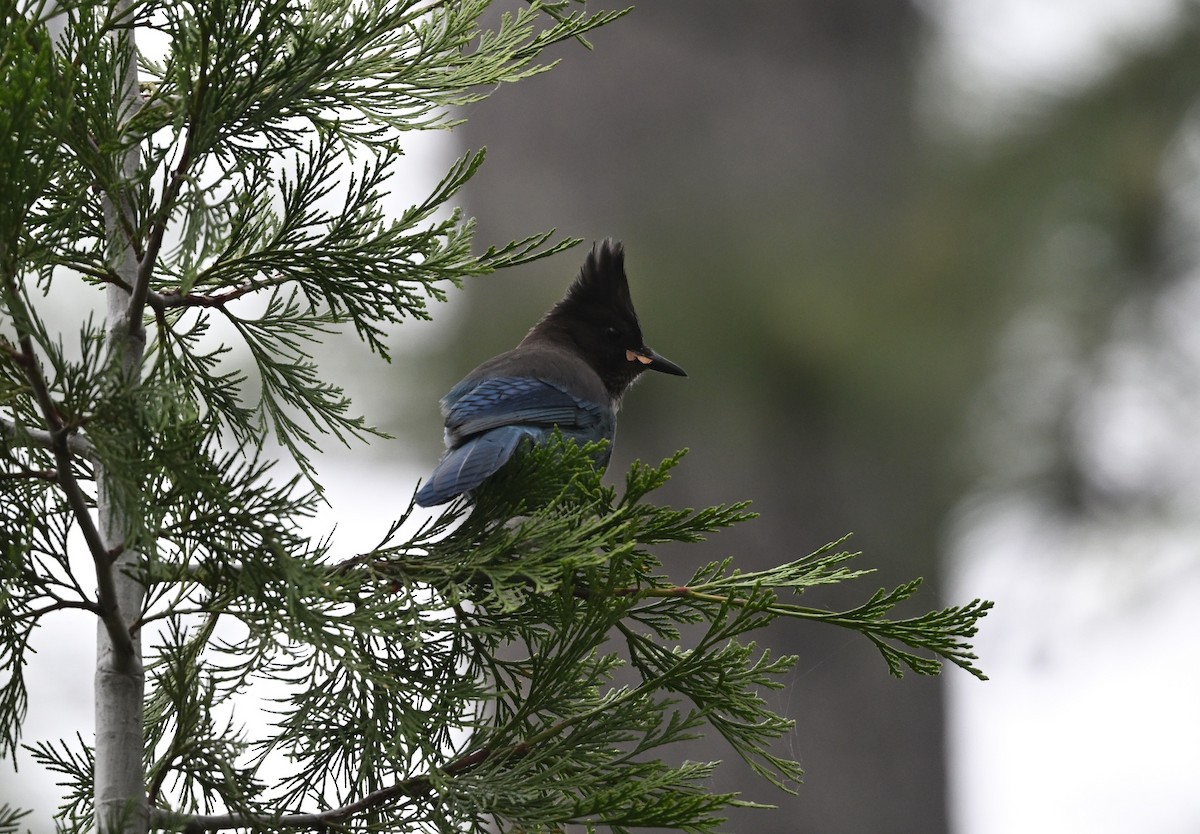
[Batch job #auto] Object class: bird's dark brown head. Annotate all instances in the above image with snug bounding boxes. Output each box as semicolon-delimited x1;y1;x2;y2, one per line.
526;239;686;402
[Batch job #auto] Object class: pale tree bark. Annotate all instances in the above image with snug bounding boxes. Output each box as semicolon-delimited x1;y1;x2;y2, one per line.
93;6;147;833
38;2;147;830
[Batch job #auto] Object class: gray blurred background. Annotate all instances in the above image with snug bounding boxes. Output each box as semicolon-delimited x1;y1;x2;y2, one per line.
9;2;1200;832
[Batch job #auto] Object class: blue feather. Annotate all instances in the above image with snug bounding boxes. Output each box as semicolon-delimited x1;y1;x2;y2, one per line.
414;425;539;506
415;375;615;506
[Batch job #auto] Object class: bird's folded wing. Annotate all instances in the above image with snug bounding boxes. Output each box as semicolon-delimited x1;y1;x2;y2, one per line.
415;425;536;506
443;376;605;438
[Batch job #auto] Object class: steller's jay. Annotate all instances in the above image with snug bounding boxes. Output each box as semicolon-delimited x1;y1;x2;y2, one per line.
414;239;686;506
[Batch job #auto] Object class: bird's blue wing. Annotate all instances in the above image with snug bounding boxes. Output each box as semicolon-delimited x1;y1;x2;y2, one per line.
414;425;538;506
415;376;613;506
443;376;606;439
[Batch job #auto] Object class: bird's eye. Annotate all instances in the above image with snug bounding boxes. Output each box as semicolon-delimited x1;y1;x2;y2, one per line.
604;326;621;341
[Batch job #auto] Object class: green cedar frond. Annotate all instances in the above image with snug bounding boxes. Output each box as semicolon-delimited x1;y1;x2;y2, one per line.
165;440;981;830
0;803;32;834
26;734;95;834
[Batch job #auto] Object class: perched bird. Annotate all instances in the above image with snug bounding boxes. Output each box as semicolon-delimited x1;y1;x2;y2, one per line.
414;240;686;506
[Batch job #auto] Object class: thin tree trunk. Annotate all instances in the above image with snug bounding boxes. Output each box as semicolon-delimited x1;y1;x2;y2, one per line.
93;8;147;832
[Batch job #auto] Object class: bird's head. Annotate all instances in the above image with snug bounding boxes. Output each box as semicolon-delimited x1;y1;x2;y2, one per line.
529;239;686;401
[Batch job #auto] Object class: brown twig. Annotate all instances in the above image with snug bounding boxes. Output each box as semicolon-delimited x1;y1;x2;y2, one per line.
151;745;499;832
0;274;134;660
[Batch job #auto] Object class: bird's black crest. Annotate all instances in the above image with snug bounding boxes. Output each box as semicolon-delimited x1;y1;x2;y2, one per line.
554;239;636;322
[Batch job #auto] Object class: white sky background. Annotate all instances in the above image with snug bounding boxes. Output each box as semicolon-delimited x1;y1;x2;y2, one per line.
10;2;1200;831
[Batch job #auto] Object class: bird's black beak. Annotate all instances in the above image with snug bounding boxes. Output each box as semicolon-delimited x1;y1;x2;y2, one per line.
626;348;687;377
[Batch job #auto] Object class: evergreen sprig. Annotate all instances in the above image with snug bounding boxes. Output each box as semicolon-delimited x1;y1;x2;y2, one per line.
0;803;31;834
26;734;95;834
127;440;988;832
